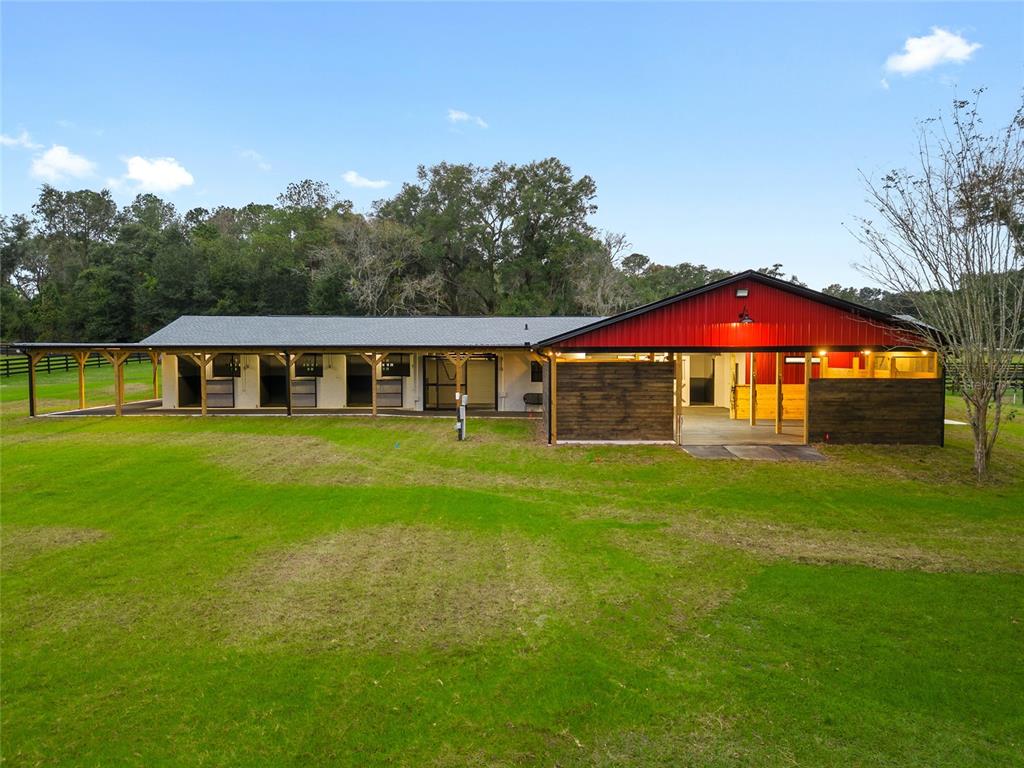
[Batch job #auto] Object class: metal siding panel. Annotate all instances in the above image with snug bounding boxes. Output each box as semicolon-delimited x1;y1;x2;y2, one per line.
557;279;919;349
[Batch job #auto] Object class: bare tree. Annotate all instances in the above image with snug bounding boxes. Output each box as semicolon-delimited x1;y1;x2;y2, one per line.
572;232;630;315
341;218;444;316
853;90;1024;479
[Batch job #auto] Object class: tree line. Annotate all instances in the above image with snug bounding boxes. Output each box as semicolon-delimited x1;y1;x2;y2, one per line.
1;157;897;343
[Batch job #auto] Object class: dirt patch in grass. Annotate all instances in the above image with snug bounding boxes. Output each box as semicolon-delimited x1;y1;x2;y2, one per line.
637;517;1024;574
1;525;107;570
212;524;571;649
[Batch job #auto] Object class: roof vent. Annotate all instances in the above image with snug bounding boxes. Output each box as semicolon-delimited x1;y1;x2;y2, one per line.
524;322;529;330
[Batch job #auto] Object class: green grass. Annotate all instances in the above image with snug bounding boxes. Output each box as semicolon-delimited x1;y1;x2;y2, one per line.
1;370;1022;766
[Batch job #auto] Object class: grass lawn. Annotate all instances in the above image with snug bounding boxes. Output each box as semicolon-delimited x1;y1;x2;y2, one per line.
1;368;1022;766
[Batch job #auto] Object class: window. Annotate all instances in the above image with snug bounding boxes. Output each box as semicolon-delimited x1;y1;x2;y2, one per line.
530;360;544;382
295;353;323;378
212;353;241;378
381;353;410;377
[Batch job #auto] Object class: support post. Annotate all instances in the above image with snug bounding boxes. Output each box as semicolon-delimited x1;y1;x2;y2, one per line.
118;356;125;415
775;352;783;435
100;351;131;416
674;353;684;445
550;353;558;445
359;352;387;416
284;351;292;416
27;352;43;417
749;352;757;426
149;351;160;400
184;353;210;416
803;352;812;445
73;351;90;410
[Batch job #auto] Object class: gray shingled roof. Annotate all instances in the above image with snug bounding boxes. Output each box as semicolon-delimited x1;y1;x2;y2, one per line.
139;315;601;349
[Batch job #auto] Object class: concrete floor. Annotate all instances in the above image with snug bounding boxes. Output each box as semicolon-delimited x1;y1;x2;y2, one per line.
678;407;804;446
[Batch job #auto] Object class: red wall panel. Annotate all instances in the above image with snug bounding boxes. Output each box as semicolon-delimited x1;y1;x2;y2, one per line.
555;278;925;351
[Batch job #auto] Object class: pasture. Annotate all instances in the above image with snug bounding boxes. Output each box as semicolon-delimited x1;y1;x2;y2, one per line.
1;366;1022;766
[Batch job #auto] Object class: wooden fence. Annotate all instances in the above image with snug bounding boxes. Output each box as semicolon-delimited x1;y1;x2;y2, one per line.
943;362;1024;389
0;348;151;378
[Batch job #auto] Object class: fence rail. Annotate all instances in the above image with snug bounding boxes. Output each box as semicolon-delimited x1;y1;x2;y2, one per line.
944;362;1024;394
0;349;151;378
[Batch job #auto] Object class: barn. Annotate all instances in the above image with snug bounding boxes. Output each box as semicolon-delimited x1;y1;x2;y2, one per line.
12;271;944;447
536;271;943;446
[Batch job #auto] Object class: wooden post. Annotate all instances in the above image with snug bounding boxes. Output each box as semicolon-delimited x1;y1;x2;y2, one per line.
775;352;783;435
100;351;131;416
184;353;210;415
674;353;684;445
550;353;558;444
284;351;292;416
73;351;90;410
803;352;812;444
749;352;757;426
149;351;160;400
729;362;737;420
359;353;387;416
27;352;43;417
454;357;463;402
370;353;376;416
118;356;125;414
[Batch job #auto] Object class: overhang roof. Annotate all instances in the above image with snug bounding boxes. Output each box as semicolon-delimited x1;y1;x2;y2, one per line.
137;314;601;350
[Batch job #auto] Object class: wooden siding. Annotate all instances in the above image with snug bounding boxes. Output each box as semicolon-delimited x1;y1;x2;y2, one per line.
807;379;944;445
206;378;235;408
733;384;805;420
291;379;317;408
557;362;674;440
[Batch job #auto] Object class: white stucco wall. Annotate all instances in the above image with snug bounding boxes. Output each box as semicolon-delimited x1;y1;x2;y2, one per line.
318;354;346;408
161;353;178;408
402;353;419;410
500;351;541;412
714;352;747;407
233;355;260;408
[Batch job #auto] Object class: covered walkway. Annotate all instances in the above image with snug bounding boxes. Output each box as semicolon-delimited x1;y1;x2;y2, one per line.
41;400;534;419
678;407;803;446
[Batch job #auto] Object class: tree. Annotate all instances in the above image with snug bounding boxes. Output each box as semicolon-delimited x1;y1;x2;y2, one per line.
375;158;598;314
572;232;630;315
853;91;1024;479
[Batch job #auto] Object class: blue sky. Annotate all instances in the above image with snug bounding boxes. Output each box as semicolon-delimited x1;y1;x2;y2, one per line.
2;2;1021;287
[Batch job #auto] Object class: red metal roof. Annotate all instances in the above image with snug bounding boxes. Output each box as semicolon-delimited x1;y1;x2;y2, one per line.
544;271;929;351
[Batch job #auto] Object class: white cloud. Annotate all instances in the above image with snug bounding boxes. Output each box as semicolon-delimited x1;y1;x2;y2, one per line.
123;156;195;192
447;108;488;128
885;28;981;75
239;148;271;171
30;145;96;181
342;170;390;189
1;130;43;150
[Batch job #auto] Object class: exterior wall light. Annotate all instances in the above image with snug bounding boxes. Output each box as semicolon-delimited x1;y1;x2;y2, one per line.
737;305;754;324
